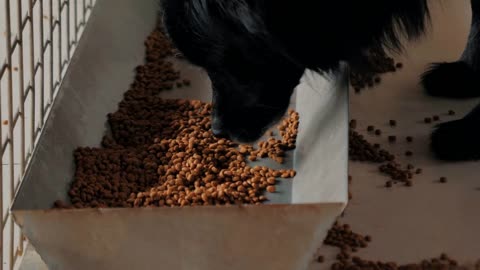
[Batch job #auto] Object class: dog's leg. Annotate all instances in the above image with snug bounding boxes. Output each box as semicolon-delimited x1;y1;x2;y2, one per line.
422;0;480;98
431;104;480;160
429;0;480;160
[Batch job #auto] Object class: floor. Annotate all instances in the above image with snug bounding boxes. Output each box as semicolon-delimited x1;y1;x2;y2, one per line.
312;0;480;268
18;0;480;269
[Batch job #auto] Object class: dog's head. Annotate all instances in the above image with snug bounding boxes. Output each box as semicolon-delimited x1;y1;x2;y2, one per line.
162;0;305;142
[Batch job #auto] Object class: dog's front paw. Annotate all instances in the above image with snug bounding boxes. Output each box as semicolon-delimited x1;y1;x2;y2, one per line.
431;118;480;161
421;61;480;99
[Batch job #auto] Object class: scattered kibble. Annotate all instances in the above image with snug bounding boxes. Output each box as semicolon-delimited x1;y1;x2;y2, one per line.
349;119;357;129
316;255;324;263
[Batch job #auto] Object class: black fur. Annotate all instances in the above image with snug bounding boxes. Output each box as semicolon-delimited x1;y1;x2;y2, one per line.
432;105;480;161
162;0;480;161
162;0;429;142
421;61;480;98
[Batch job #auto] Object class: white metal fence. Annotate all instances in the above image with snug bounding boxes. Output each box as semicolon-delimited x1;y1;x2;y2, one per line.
0;0;96;268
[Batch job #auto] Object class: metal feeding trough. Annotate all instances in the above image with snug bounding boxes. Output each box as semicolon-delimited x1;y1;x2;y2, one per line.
11;0;348;269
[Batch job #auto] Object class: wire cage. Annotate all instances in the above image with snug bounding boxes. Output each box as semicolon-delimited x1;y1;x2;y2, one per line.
0;0;96;268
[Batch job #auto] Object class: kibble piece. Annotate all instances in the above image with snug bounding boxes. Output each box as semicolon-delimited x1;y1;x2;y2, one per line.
316;255;325;263
266;185;276;193
440;177;447;183
416;168;423;174
448;110;456;116
433;115;440;121
374;77;381;83
440;253;449;261
375;129;382;136
424;117;432;123
405;151;413;157
349;119;357;129
386;181;393;188
388;136;396;142
406;180;413;187
396;62;403;68
367;126;375;132
406;136;413;143
389;120;397;126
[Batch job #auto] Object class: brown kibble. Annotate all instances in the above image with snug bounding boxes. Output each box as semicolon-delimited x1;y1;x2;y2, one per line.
406;136;413;143
433;115;440;121
416;168;423;174
389;120;396;126
439;177;447;183
367;126;374;132
405;180;413;187
267;177;276;185
316;255;325;263
375;129;382;136
56;26;301;210
396;62;403;68
424;117;432;124
349;119;357;129
388;136;396;142
386;181;393;188
2;120;8;125
405;151;413;157
448;110;456;116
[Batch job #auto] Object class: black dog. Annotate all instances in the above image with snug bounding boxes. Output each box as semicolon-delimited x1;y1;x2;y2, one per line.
162;0;480;161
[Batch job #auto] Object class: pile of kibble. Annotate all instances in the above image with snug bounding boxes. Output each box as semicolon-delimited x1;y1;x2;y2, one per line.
350;48;403;92
54;26;298;209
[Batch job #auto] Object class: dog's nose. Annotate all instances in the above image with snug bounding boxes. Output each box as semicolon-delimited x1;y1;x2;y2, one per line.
212;126;230;139
211;118;230;139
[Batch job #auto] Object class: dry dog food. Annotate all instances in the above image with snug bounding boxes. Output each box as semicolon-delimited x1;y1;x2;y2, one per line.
69;100;298;208
322;222;462;270
54;25;298;209
350;49;400;92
